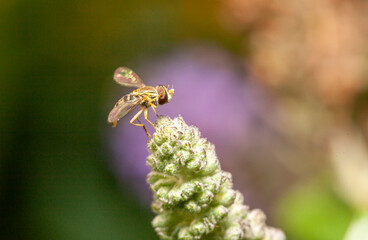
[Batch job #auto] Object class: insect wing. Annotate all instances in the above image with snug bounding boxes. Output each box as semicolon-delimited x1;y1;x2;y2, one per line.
108;94;141;126
113;67;145;88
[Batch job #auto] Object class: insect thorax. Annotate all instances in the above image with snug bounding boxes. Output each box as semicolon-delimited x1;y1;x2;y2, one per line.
141;94;158;107
133;86;158;107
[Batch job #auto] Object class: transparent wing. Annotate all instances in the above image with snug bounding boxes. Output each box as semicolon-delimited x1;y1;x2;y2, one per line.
113;67;145;88
107;94;141;126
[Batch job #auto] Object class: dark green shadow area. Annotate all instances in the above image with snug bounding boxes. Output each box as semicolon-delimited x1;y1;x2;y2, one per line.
0;0;238;239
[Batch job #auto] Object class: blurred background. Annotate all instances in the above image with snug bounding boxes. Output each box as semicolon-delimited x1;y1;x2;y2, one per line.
1;0;368;239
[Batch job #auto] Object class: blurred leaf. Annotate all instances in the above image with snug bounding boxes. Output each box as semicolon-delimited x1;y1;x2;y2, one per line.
276;180;353;240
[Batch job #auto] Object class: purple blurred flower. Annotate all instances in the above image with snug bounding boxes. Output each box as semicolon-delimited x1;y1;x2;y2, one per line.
108;44;270;204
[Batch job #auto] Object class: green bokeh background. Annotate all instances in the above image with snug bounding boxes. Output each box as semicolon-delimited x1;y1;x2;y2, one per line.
0;1;238;239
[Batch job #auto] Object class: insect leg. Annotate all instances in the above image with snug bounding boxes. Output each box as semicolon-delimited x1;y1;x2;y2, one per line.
136;118;151;138
144;107;156;129
130;105;145;127
150;103;158;117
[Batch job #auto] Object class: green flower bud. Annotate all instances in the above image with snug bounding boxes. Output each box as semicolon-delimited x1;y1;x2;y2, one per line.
185;200;202;213
146;116;285;240
178;227;193;240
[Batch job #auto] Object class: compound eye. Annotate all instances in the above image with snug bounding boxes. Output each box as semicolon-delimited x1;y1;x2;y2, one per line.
157;86;168;105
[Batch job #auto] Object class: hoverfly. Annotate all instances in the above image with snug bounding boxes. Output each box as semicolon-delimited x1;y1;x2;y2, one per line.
107;67;174;137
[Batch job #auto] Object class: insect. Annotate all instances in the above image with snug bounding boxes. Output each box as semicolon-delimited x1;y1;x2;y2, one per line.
107;67;174;137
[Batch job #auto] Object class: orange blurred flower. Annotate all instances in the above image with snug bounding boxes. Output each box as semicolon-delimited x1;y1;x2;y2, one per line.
222;0;368;106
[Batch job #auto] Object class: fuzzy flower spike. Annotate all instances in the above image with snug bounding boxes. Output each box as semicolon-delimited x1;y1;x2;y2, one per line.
146;116;285;240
